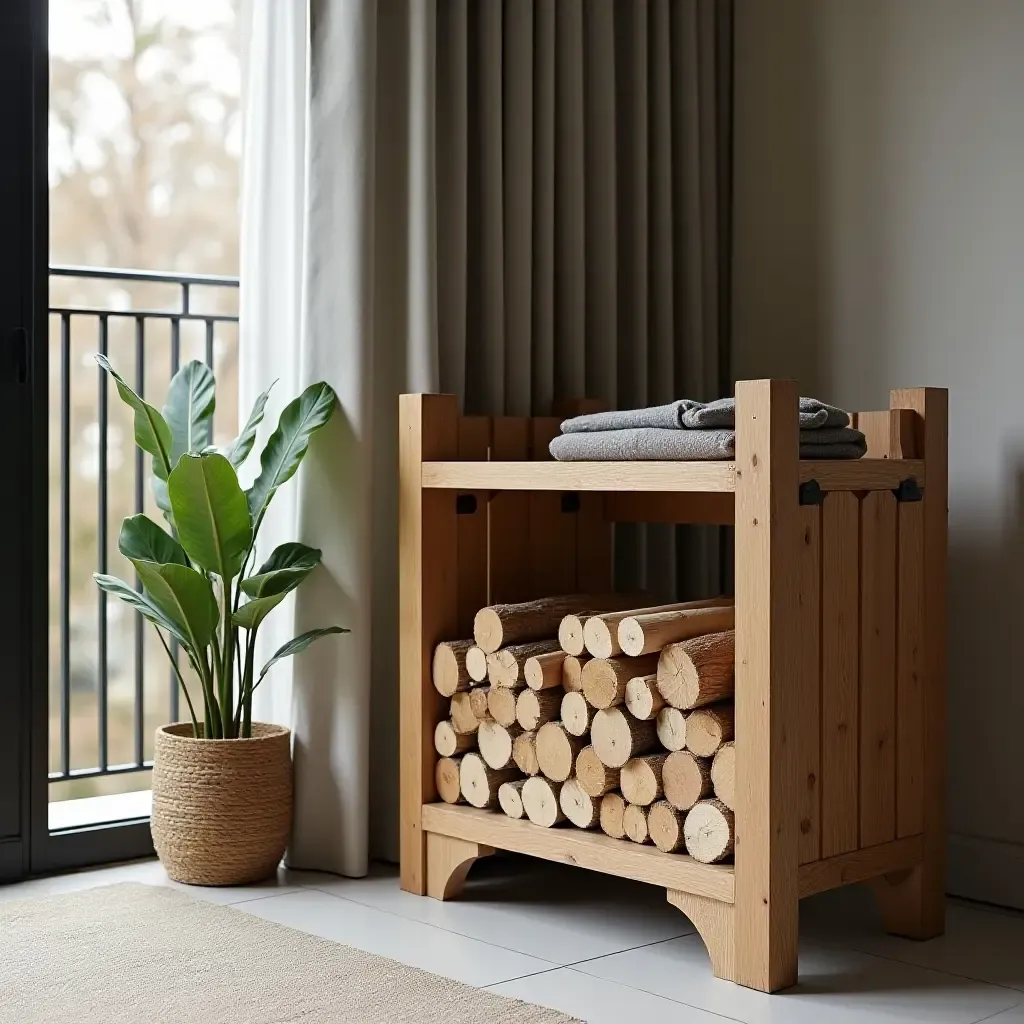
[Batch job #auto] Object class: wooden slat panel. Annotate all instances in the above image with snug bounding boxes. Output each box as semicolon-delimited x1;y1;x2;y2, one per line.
602;492;735;524
528;417;576;596
796;504;821;864
488;418;530;602
896;497;925;837
456;417;491;635
821;491;860;857
859;490;898;848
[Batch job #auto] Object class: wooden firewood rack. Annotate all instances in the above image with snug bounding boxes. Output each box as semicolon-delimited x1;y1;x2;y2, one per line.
398;380;947;993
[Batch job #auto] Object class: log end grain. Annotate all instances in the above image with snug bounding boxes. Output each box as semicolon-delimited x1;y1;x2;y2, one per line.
648;800;686;853
478;720;522;770
460;753;519;809
558;614;587;657
623;803;651;845
599;792;627;840
535;722;582;782
560;691;596;738
434;756;464;804
516;688;562;732
487;686;520;728
432;641;473;697
525;651;568;691
656;707;687;751
663;750;713;812
624;674;664;721
684;704;735;758
434;720;474;758
575;745;620;798
559;778;600;829
591;708;658;769
683;798;735;864
473;608;504;654
656;630;735;710
469;686;491;720
561;655;588;693
498;779;528;819
450;692;481;735
466;646;489;683
710;741;735;811
522;776;565;827
512;730;541;776
619;753;667;807
583;616;617;660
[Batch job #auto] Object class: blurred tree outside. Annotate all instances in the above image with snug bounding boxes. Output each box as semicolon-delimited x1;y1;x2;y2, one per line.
48;0;241;802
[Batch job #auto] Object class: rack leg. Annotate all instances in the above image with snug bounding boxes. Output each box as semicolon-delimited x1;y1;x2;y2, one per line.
667;890;736;983
870;863;944;940
426;833;494;901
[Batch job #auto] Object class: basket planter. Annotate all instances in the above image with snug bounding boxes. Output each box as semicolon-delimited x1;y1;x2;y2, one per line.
151;722;293;886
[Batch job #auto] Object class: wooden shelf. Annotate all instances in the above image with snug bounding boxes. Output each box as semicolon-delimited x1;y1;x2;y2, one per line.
420;458;924;494
422;802;736;903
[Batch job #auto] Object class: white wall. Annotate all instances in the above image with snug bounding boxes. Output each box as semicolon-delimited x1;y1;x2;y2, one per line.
734;0;1024;907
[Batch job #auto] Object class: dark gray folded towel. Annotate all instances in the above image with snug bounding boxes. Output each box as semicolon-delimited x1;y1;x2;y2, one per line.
549;426;866;462
560;396;850;434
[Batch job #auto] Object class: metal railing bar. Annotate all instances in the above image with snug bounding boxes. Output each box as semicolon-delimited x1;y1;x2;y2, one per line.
59;314;71;778
50;264;239;288
49;307;238;324
169;318;180;724
48;761;154;782
133;316;146;768
97;315;109;772
204;318;215;369
182;282;191;315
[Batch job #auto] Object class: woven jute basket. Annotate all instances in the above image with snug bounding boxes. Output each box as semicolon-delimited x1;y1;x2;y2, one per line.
151;722;293;886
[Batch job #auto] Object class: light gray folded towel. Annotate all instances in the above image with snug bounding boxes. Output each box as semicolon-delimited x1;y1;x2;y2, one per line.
549;427;866;462
560;396;850;434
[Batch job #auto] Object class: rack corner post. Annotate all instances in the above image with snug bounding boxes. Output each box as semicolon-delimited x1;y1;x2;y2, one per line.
733;379;802;991
399;394;459;894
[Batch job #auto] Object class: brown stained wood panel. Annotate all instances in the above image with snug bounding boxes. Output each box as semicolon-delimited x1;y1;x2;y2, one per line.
456;417;491;634
528;417;577;597
796;504;822;865
859;490;898;848
488;418;530;603
820;491;859;858
896;499;925;838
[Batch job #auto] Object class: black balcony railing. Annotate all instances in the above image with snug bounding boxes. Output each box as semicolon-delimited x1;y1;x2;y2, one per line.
49;266;239;787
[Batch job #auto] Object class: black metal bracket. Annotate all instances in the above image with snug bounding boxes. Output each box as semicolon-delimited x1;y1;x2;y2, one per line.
455;493;478;515
561;491;581;514
892;478;923;502
798;480;825;506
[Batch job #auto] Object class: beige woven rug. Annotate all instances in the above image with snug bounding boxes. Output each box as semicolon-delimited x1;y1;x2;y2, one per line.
0;883;579;1024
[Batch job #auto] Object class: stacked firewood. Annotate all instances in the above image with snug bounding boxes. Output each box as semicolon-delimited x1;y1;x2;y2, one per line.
431;593;738;865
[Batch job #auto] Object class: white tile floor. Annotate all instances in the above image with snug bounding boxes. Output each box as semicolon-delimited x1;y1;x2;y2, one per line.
4;854;1024;1024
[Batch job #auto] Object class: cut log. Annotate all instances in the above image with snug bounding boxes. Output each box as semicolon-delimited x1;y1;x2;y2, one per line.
561;655;588;692
624;674;665;720
524;651;569;691
648;800;687;853
434;756;464;804
466;646;489;683
516;688;563;731
575;745;620;798
487;686;521;728
477;720;524;770
619;753;667;807
591;708;659;769
487;640;562;687
522;776;565;827
459;753;519;809
656;707;687;751
474;594;624;653
560;691;596;737
617;604;735;658
535;721;583;782
512;730;541;776
582;654;660;710
657;630;735;710
683;798;735;864
623;803;651;844
498;779;528;819
559;778;600;829
583;597;733;660
599;792;628;840
434;720;475;758
450;692;481;735
558;613;588;656
662;750;713;812
684;704;735;757
432;639;475;697
469;686;491;720
710;740;735;811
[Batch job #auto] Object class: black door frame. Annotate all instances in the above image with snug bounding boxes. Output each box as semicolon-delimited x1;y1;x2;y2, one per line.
1;0;152;882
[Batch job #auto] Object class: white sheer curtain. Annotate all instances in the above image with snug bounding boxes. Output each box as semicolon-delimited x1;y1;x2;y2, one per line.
240;0;732;868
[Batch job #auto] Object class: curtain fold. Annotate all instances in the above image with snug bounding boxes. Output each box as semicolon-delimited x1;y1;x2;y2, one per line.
241;0;732;868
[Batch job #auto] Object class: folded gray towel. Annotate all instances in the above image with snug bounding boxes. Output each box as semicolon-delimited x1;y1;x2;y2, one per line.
560;396;850;434
549;426;866;462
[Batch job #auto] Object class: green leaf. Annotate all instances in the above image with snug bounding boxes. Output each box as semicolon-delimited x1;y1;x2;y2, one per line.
247;382;337;527
224;383;275;468
132;561;219;653
255;626;348;686
117;514;188;567
95;354;173;478
94;573;190;648
232;591;287;629
240;543;321;599
163;360;216;468
168;452;253;579
151;476;175;528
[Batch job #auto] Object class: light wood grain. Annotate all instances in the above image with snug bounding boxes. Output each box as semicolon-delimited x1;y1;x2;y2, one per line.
656;707;687;751
456;417;491;634
561;654;588;692
859;489;897;848
797;459;925;490
667;890;737;982
522;776;566;827
512;730;540;776
795;503;822;864
498;779;528;819
623;804;651;845
426;832;494;901
591;707;659;768
618;604;735;658
525;650;569;690
664;750;714;811
535;721;583;782
432;639;476;697
624;674;665;720
459;752;520;810
487;419;531;603
711;741;735;811
648;800;687;852
559;777;601;829
684;798;735;864
422;802;736;901
560;691;596;737
820;490;859;857
434;756;464;804
733;379;801;991
399;394;458;895
575;745;619;798
582;654;660;709
800;834;924;897
599;792;628;840
516;688;562;732
685;705;735;758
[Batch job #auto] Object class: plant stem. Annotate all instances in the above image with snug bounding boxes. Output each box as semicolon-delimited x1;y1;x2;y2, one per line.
239;627;257;738
155;629;200;737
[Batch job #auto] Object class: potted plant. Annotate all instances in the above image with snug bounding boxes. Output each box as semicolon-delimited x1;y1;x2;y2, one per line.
93;355;346;885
